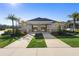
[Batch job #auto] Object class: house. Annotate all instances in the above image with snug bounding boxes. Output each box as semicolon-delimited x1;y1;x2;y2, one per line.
66;20;79;30
19;17;65;33
65;20;79;32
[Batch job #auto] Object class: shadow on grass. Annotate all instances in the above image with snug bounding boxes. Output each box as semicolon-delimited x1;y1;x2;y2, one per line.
51;31;79;39
35;33;44;39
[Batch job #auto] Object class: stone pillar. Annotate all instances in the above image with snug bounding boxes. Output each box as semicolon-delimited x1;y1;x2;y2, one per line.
38;25;41;31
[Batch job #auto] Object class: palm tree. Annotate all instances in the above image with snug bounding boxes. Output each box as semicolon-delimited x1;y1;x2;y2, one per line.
15;18;20;30
68;12;79;32
6;14;18;37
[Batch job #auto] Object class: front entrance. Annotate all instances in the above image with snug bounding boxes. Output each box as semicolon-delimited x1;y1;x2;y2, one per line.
32;24;47;32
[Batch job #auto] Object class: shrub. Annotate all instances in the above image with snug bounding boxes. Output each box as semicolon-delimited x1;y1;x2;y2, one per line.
35;33;44;39
51;32;59;36
0;28;5;30
75;29;79;32
2;30;27;37
15;30;27;37
51;30;74;36
1;30;12;35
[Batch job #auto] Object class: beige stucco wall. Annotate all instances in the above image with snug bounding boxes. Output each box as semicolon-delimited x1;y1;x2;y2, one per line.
26;21;54;33
46;23;59;32
19;21;62;33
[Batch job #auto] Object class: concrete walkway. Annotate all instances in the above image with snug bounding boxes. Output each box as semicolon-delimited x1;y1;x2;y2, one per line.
0;30;5;35
0;32;79;56
5;33;35;48
0;48;79;56
43;32;71;48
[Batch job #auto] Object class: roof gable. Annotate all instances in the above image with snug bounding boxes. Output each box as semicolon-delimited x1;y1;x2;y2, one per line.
29;17;53;21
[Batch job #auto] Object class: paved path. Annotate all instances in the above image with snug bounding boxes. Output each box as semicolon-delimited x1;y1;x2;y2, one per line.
0;30;5;35
0;48;79;56
5;33;35;48
0;32;79;56
43;32;71;48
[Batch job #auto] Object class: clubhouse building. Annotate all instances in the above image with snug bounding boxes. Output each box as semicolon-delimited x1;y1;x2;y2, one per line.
19;17;66;33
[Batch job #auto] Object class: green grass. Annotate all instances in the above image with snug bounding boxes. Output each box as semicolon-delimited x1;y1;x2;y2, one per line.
0;35;20;48
54;33;79;47
27;33;47;48
0;29;26;48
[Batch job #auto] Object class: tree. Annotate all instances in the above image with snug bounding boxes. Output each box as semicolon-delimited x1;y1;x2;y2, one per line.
19;20;27;33
6;14;18;37
15;18;20;30
68;12;79;32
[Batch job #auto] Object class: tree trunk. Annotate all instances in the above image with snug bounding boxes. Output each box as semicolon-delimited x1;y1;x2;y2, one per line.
12;19;15;37
16;21;17;30
16;20;19;30
73;18;76;32
16;21;18;35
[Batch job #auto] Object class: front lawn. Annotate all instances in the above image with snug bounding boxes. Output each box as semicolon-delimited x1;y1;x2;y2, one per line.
0;30;27;48
27;33;47;48
53;32;79;47
0;35;19;48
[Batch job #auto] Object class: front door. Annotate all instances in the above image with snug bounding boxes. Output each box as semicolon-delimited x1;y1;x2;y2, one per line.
41;27;47;32
32;24;47;32
40;25;47;32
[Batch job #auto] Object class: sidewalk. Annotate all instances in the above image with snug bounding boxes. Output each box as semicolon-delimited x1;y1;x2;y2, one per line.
5;33;35;48
43;32;71;48
0;48;79;56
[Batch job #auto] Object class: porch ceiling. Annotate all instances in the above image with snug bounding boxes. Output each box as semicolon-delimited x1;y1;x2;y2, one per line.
27;21;53;25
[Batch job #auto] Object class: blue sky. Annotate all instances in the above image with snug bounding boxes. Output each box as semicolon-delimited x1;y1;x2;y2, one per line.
0;3;79;25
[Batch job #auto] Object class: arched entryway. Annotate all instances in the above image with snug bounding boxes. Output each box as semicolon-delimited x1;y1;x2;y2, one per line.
32;24;47;32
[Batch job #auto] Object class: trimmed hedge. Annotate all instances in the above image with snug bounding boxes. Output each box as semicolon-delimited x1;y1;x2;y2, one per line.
35;33;44;39
2;30;27;37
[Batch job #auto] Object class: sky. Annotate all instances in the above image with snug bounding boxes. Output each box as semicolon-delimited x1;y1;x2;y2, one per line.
0;3;79;25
